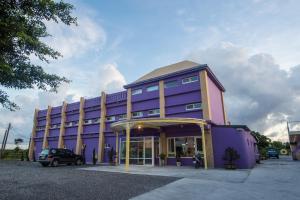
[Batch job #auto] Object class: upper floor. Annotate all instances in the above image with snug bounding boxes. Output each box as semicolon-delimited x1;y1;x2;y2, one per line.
34;60;227;137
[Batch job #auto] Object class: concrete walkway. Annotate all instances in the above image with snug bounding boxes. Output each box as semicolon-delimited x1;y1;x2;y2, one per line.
79;156;300;200
131;156;300;200
80;165;250;183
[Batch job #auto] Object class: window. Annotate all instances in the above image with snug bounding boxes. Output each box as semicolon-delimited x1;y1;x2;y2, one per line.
182;75;198;84
164;80;178;89
65;122;73;127
167;137;199;157
146;85;158;92
106;116;116;122
132;111;143;118
74;121;79;126
186;103;202;111
118;114;127;120
84;119;92;125
148;109;160;116
132;89;142;95
93;118;100;123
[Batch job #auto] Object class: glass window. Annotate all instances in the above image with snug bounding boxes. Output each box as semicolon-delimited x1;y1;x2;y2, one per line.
182;75;198;84
196;137;203;153
168;138;175;157
93;118;100;123
84;119;92;124
146;85;158;92
164;80;178;89
186;103;202;111
132;89;142;95
168;137;196;157
106;116;116;122
148;109;160;116
118;114;127;120
132;111;143;118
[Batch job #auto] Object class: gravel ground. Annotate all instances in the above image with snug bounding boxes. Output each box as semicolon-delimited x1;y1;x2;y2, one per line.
0;161;178;200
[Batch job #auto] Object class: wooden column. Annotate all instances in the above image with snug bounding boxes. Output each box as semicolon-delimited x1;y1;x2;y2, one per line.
75;97;85;155
127;88;132;120
58;101;67;148
115;132;119;165
200;124;208;169
159;132;167;165
199;70;212;120
28;109;39;161
98;92;106;162
125;123;130;171
42;106;52;149
159;80;165;118
221;91;228;125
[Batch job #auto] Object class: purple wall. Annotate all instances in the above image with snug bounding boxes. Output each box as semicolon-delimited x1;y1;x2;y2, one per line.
82;137;99;163
212;126;257;169
207;76;224;125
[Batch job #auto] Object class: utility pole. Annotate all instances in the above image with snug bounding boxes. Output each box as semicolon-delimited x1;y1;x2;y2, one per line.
0;123;12;159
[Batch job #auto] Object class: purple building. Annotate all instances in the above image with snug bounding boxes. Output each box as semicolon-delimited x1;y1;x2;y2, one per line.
28;61;258;169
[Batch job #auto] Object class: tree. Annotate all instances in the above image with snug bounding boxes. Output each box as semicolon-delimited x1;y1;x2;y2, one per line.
251;131;271;150
14;138;23;148
0;0;77;110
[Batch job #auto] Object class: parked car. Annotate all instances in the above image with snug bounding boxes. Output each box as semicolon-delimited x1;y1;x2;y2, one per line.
38;148;84;167
267;148;279;159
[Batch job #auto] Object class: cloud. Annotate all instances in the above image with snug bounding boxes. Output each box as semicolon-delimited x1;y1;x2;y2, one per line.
187;42;300;142
44;16;106;59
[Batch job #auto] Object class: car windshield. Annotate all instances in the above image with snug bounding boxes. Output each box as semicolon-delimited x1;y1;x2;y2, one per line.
40;149;49;155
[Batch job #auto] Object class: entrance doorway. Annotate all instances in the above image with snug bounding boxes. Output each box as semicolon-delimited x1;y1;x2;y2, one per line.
120;137;158;166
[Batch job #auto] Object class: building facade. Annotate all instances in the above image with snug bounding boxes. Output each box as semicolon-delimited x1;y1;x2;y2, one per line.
28;61;258;169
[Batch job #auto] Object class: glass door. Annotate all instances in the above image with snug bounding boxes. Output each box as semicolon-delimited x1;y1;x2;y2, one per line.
120;137;154;165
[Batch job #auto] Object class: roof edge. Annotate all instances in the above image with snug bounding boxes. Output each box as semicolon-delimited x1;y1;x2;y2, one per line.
124;64;225;91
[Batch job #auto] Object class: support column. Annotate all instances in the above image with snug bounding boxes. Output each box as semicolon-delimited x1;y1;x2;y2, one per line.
200;124;208;170
58;101;67;148
29;109;39;161
159;132;167;165
127;88;132;120
75;97;85;155
221;91;227;125
115;132;119;165
159;80;165;118
199;70;211;120
98;92;106;162
42;106;52;149
125;123;130;171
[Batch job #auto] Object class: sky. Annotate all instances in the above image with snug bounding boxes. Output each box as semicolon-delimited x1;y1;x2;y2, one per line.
1;0;300;148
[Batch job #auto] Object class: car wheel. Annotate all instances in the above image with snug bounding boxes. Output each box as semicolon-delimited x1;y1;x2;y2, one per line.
41;163;49;167
75;159;82;166
51;159;59;167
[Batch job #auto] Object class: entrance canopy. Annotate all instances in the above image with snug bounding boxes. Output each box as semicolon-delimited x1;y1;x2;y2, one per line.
111;117;207;131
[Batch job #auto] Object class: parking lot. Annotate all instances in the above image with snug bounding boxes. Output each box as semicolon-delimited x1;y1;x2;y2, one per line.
0;161;177;200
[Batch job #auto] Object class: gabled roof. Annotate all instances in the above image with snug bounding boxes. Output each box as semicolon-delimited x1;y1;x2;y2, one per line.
133;60;200;84
124;60;225;91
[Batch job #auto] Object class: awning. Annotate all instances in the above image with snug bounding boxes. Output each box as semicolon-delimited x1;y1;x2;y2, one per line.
111;117;207;132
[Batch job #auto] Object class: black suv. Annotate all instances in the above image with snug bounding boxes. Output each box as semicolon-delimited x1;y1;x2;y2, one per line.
38;148;84;167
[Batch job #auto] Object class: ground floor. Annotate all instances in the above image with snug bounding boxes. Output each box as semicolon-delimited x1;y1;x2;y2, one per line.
32;118;258;169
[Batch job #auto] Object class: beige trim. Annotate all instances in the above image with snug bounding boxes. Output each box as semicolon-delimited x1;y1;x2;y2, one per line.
159;80;165;118
29;108;39;160
115;132;119;165
199;70;212;120
98;92;106;162
159;132;167;165
58;101;67;148
221;91;227;125
200;124;208;169
204;129;214;168
42;106;52;149
127;88;132;120
125;123;130;171
111;117;207;131
75;97;85;155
